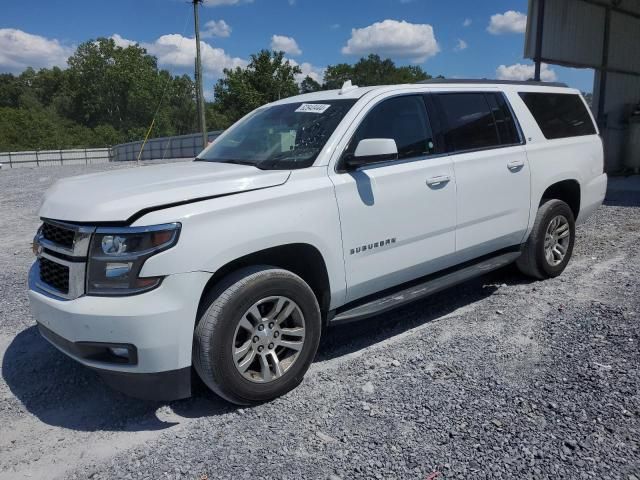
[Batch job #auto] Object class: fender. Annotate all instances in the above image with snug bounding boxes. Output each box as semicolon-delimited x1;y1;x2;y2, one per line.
134;168;348;309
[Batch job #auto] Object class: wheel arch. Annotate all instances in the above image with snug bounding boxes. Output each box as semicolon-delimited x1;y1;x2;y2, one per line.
197;243;332;319
540;179;581;220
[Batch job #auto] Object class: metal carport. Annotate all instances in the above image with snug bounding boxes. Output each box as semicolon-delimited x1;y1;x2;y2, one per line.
525;0;640;173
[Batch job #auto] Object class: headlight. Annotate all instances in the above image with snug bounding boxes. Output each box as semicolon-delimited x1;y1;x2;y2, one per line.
86;223;181;296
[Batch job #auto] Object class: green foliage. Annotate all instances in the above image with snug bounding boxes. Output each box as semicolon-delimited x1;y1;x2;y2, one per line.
324;55;432;89
205;103;232;131
0;39;440;152
300;75;322;94
0;106;96;150
0;38;197;151
211;50;302;124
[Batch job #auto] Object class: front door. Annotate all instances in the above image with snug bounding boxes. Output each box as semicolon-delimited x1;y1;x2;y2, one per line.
330;94;457;303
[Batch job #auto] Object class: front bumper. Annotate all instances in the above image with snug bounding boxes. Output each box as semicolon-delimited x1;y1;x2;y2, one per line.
28;264;211;400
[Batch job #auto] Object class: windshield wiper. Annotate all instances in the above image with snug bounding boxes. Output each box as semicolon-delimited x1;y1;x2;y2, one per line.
195;158;260;167
221;159;258;166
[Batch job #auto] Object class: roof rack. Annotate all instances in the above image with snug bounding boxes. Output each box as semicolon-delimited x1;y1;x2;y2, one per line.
417;78;569;88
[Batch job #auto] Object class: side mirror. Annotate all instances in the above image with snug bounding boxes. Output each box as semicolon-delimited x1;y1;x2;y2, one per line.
343;138;398;169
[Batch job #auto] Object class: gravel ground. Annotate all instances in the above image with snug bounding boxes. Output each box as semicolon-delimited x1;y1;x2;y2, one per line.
0;163;639;480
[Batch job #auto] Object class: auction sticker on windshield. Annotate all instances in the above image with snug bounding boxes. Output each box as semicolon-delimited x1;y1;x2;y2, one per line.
295;103;331;114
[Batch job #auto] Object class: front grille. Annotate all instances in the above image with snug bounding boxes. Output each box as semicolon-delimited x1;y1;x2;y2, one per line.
39;257;70;294
42;222;75;249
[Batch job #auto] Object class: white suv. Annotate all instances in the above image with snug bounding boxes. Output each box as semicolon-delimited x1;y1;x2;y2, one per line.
28;80;607;404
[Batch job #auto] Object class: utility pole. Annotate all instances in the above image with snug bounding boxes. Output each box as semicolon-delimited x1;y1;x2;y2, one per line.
193;0;207;149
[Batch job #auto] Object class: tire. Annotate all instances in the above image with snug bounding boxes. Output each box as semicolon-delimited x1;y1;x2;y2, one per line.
516;199;576;280
193;266;321;405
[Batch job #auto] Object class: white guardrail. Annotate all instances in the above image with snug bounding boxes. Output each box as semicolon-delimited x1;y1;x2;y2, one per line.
0;130;223;169
0;148;111;169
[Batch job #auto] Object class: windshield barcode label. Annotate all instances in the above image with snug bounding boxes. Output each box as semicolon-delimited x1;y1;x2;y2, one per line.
295;103;331;114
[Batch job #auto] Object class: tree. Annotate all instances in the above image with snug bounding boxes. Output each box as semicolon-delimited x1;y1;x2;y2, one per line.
64;38;162;134
300;75;322;94
0;73;25;108
0;42;445;152
324;54;432;89
0;37;201;151
211;50;301;124
322;63;354;90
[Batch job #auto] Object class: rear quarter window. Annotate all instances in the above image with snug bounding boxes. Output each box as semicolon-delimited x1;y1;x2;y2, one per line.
519;92;597;140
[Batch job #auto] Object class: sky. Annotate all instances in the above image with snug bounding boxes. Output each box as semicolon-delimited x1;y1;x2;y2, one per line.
0;0;595;97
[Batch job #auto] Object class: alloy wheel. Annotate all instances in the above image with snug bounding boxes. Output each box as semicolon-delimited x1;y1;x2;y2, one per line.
544;214;571;266
232;296;306;383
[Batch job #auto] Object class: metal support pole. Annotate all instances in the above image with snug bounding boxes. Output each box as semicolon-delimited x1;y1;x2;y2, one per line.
8;151;12;168
193;0;207;150
35;150;40;167
596;6;611;127
533;0;546;81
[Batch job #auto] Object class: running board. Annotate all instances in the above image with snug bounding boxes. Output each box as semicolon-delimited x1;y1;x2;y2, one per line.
330;251;521;325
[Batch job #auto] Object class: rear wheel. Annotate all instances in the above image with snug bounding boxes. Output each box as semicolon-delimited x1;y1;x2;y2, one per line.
517;199;576;279
193;266;321;405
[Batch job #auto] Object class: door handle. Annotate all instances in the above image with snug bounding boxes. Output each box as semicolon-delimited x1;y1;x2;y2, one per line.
426;175;451;187
507;160;525;171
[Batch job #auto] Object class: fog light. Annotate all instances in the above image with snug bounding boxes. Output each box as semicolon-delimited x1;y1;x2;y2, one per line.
109;347;130;359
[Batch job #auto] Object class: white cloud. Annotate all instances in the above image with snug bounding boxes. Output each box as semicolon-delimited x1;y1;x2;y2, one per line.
271;35;302;56
202;19;232;38
288;58;324;84
113;33;246;77
454;39;468;52
487;11;527;35
202;0;253;6
111;34;137;48
148;34;246;76
0;28;73;72
496;63;557;82
330;23;341;30
341;19;440;63
463;18;472;27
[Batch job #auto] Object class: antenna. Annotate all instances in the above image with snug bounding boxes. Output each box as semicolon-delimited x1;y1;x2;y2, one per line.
339;80;358;95
193;0;207;150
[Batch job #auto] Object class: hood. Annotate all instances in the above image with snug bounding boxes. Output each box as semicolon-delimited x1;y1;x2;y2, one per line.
38;161;291;223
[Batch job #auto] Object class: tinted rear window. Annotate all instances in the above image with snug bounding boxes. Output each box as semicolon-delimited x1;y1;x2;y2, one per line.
486;93;520;145
434;92;521;153
519;92;596;139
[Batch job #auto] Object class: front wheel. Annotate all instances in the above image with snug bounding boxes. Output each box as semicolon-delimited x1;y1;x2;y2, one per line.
517;199;576;280
193;266;321;405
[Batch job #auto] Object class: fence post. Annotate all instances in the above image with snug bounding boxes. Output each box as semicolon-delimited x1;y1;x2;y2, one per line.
35;150;39;167
84;148;88;165
8;151;12;168
59;149;64;166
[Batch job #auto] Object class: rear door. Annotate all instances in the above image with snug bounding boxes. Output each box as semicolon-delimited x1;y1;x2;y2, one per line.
431;91;530;259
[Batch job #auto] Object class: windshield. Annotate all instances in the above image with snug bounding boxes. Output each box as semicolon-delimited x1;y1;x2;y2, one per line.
197;100;356;170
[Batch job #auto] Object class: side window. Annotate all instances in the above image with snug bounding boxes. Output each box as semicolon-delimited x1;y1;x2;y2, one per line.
486;93;521;145
435;93;500;152
519;92;597;139
346;95;435;162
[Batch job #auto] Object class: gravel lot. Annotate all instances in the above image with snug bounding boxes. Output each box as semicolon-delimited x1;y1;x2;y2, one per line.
1;163;639;480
